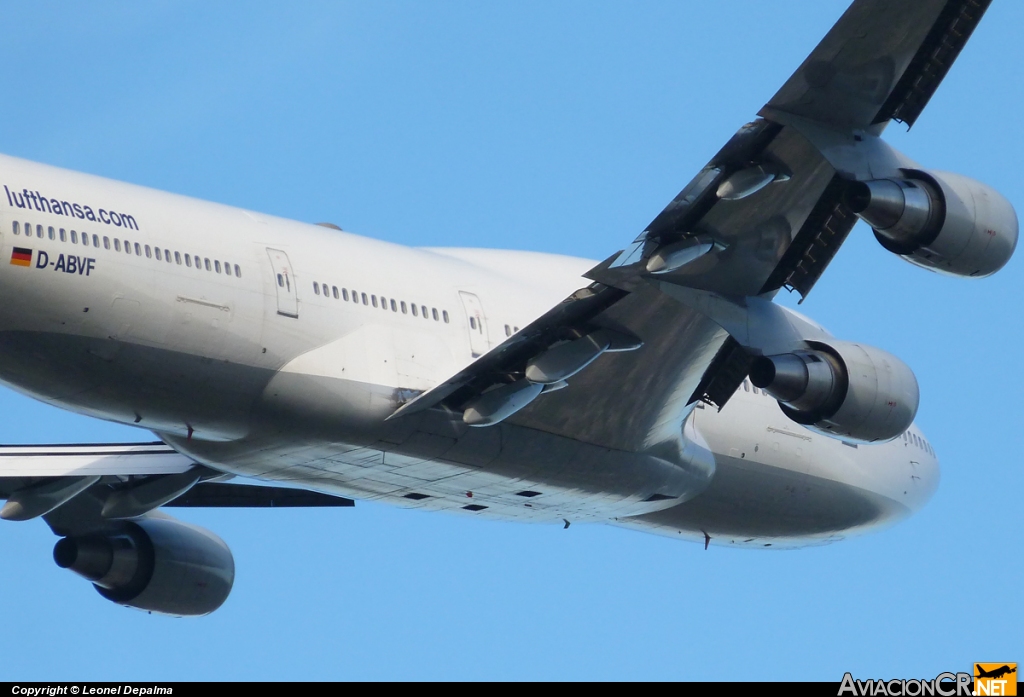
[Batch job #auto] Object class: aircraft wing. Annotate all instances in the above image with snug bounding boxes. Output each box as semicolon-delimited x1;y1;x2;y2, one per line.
761;0;990;130
0;442;193;477
0;442;354;524
390;0;991;454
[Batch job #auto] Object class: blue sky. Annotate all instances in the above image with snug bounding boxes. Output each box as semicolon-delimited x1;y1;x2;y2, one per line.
0;0;1020;681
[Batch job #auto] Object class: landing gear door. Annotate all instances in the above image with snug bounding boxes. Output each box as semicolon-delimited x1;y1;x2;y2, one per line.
458;291;489;358
267;248;299;318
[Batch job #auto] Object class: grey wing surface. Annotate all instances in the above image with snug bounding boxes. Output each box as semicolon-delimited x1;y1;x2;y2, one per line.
389;0;991;455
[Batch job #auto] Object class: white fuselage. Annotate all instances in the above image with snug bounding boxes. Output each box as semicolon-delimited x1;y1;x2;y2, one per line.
0;152;939;548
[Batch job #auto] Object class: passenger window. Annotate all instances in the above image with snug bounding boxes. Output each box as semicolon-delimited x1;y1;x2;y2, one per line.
342;289;349;301
743;380;749;392
421;305;428;318
469;316;477;329
234;264;241;277
93;234;100;247
204;258;211;271
278;274;284;287
397;301;404;314
443;310;450;323
361;293;368;305
332;286;339;299
134;243;141;256
167;251;173;263
214;260;220;273
514;326;519;332
60;229;66;242
314;282;320;295
391;299;397;312
155;248;162;261
103;236;110;250
505;324;511;337
412;304;418;317
144;245;151;258
123;239;131;253
114;239;121;252
11;221;18;235
37;224;44;238
71;230;78;243
175;252;182;265
185;254;192;267
48;226;55;240
371;295;378;308
432;308;439;321
224;261;231;275
82;233;90;246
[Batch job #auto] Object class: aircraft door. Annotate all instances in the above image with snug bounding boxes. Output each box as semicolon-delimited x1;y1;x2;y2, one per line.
458;291;489;357
266;248;298;318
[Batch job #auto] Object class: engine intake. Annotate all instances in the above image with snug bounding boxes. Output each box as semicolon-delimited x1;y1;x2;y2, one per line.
846;170;1018;278
750;341;918;443
54;516;234;617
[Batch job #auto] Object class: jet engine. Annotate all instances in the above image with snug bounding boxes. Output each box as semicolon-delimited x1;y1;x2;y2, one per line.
749;340;918;443
846;170;1018;278
53;516;234;617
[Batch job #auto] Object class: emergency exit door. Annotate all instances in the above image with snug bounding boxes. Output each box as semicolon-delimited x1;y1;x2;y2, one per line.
459;291;489;357
267;248;298;318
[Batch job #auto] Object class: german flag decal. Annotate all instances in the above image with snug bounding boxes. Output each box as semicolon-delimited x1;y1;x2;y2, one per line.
10;247;32;267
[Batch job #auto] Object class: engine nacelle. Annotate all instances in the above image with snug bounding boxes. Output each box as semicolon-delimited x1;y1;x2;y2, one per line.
750;340;919;443
846;169;1018;278
53;516;234;617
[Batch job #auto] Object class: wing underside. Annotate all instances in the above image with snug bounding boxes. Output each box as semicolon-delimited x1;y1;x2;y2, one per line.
388;0;992;449
0;442;354;525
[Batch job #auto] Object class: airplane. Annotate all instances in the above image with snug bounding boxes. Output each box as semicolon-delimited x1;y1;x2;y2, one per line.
975;665;1016;680
0;0;1016;617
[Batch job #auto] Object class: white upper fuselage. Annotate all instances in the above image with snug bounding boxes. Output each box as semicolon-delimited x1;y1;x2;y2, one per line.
0;152;939;548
